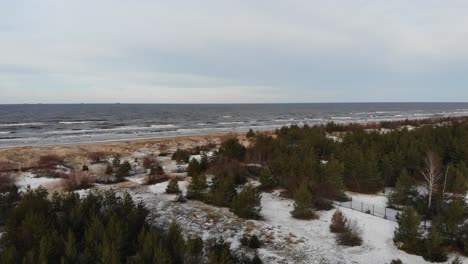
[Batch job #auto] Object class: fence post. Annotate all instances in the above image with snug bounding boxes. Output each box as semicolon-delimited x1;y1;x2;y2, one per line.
350;199;352;209
384;207;387;219
361;202;363;212
372;205;374;215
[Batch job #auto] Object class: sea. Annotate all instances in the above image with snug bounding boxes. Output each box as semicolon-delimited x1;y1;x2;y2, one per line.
0;103;467;148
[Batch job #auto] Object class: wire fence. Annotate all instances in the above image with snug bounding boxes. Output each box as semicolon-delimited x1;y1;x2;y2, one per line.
332;199;400;222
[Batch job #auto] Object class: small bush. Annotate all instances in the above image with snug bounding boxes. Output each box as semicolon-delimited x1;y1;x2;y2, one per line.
115;161;131;181
248;235;261;249
0;173;15;191
390;259;403;264
88;152;107;164
62;172;94;191
246;129;255;138
82;165;89;171
337;221;363;247
37;154;64;168
142;155;157;170
158;152;168;157
172;149;191;163
145;174;168;185
240;236;249;246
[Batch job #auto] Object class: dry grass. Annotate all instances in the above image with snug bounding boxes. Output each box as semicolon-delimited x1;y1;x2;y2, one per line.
0;161;17;172
0;173;15;190
145;173;168;185
62;171;94;191
37;154;64;168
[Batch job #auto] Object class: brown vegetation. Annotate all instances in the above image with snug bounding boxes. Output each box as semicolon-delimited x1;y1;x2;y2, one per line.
62;171;94;191
88;151;108;164
145;173;168;185
37;154;64;168
0;173;14;190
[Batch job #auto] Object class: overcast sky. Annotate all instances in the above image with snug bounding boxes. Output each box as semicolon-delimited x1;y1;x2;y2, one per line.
1;0;467;103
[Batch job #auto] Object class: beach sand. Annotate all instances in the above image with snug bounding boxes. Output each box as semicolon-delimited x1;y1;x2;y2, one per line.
0;132;254;170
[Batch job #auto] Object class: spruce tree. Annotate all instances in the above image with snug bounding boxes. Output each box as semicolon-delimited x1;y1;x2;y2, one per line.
394;206;422;253
290;181;315;219
231;185;262;219
166;178;181;194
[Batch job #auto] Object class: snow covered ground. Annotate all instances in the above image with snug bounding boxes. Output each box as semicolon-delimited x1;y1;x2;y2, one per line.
129;184;466;264
12;170;465;263
15;172;62;191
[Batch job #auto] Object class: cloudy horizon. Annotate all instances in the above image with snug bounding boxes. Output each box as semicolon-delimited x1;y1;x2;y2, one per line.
1;1;468;103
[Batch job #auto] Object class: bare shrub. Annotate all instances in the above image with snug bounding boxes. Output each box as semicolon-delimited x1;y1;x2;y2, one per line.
145;173;168;185
88;152;108;164
33;168;66;178
62;171;94;191
337;220;363;247
0;173;15;190
142;155;158;170
37;154;64;168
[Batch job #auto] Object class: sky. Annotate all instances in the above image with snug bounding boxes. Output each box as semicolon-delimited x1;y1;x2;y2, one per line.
0;0;468;103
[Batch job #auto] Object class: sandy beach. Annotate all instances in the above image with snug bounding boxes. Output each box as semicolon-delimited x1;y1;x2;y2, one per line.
0;132;254;170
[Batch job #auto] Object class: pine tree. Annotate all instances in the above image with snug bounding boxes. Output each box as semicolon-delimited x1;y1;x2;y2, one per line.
259;167;276;190
166;178;181;194
61;229;77;264
209;175;236;207
290;181;316;219
321;156;345;198
187;159;201;177
166;223;186;264
246;129;255;138
389;169;418;206
330;209;347;233
424;225;447;262
231;185;262;219
186;173;207;200
186;236;203;264
150;164;164;175
115;161;131;181
112;155;121;167
394;206;422;253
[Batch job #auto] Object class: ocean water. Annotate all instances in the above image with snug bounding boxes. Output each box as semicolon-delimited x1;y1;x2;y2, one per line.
0;103;467;148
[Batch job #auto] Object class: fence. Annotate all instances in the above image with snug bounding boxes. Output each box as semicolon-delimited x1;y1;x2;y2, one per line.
332;199;400;222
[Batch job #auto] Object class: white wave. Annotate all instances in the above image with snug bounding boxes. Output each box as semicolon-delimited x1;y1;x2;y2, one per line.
217;121;245;125
59;121;95;124
274;118;294;122
197;123;207;126
0;122;46;127
222;115;232;118
150;124;177;129
0;132;11;134
45;124;178;135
